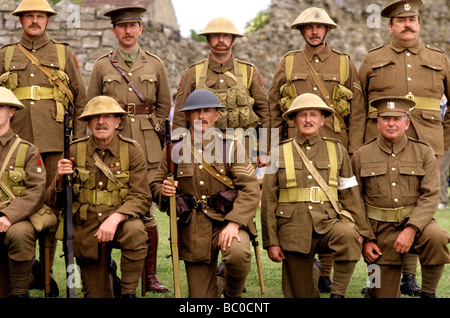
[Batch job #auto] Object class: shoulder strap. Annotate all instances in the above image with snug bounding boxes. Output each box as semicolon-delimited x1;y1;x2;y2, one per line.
285;53;295;84
119;139;129;171
76;140;87;169
4;45;16;72
16;43;74;105
0;137;24;200
282;141;298;202
339;54;349;85
291;139;341;213
55;43;66;71
196;59;209;88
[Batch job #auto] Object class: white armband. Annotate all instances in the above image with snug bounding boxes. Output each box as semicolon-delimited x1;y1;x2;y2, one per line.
338;175;358;190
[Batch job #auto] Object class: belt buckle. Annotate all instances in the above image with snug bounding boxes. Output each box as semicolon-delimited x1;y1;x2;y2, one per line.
394;207;404;222
30;85;40;100
405;93;415;100
309;187;322;203
127;103;136;116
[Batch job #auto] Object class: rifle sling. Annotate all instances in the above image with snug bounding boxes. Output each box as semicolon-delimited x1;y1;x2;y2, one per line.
17;43;74;105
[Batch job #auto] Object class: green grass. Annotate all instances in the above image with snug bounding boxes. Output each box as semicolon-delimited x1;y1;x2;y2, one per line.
30;205;450;298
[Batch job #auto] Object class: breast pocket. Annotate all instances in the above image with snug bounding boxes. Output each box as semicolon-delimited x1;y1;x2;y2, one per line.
360;163;388;198
420;62;444;93
139;73;158;101
398;162;425;197
102;75;122;96
140;116;162;163
368;60;396;91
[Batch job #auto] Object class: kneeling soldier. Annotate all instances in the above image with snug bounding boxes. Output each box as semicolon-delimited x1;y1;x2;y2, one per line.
151;89;260;298
261;93;371;298
47;96;151;298
0;87;47;298
352;96;450;298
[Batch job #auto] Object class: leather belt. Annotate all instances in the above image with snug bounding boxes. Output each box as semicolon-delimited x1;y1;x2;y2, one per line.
119;103;154;116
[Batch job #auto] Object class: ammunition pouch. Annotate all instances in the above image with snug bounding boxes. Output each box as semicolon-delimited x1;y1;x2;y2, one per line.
332;84;353;119
279;82;297;114
0;71;17;90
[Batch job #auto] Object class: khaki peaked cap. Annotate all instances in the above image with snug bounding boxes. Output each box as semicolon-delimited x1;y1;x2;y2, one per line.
381;0;422;18
104;6;147;24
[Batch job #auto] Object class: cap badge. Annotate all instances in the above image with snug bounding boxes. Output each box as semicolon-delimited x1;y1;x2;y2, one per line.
404;4;411;11
387;101;395;109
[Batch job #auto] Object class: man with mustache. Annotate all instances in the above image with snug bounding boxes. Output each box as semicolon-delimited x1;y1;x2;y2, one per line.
172;17;269;168
358;0;450;295
0;0;87;296
261;93;371;298
268;7;366;293
47;96;151;298
352;96;450;298
87;6;171;294
151;89;260;298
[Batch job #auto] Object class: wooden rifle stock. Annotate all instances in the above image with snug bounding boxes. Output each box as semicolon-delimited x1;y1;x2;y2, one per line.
63;104;75;298
165;118;181;298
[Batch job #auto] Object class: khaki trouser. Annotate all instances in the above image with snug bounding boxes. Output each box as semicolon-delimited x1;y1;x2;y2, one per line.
184;228;252;298
281;221;361;298
77;218;147;298
0;220;37;297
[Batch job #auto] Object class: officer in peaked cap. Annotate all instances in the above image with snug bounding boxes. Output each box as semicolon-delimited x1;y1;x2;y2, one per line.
87;5;172;293
103;6;147;25
352;96;450;298
359;0;450;295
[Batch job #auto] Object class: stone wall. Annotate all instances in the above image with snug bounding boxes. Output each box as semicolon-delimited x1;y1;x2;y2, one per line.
0;0;448;95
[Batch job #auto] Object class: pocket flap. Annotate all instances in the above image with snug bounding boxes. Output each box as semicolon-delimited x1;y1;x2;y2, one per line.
176;164;194;178
102;74;122;84
360;163;387;177
139;73;157;83
275;204;294;219
398;165;425;176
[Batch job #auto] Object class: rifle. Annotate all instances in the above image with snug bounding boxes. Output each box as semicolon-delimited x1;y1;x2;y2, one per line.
63;102;75;298
165;118;181;298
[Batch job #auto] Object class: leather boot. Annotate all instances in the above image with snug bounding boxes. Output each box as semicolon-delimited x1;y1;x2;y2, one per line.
400;274;421;296
144;226;168;293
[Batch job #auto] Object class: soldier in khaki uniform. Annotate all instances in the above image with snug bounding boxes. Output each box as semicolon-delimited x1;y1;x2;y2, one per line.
261;93;371;298
87;6;171;292
269;7;366;154
268;7;366;291
358;0;450;295
352;96;450;298
0;0;87;293
151;89;260;298
173;17;269;167
47;96;151;298
0;87;47;298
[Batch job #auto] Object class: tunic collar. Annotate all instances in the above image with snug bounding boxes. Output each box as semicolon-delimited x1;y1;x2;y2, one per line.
376;133;408;155
19;32;51;51
207;54;235;73
294;133;321;147
303;43;332;63
87;132;120;157
389;39;422;54
0;128;15;146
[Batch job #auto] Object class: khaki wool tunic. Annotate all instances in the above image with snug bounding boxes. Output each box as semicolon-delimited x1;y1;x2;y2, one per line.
0;33;87;153
150;132;260;263
172;55;270;132
0;129;46;261
359;41;450;156
352;134;450;265
87;48;172;170
261;134;371;257
268;44;366;154
47;133;151;260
